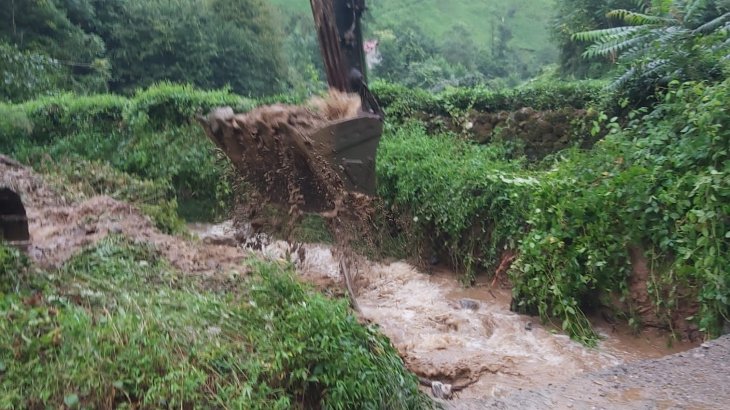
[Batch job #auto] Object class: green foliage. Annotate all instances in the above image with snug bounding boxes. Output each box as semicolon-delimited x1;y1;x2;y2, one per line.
0;42;66;103
0;243;29;292
551;0;642;78
0;236;431;409
89;0;287;96
0;0;109;98
375;78;729;344
371;80;603;123
377;123;533;279
0;83;248;222
272;0;558;89
573;0;730;104
512;79;730;341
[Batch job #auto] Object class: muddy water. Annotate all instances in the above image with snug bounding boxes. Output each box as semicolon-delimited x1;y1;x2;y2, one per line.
190;222;698;401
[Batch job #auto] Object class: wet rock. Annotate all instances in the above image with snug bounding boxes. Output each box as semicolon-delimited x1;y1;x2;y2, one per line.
431;381;453;399
459;299;480;311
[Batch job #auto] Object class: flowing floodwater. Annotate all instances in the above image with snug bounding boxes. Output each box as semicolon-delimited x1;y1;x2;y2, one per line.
189;222;698;402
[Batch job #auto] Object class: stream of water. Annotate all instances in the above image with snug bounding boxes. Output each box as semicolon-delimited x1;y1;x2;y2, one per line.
189;221;697;401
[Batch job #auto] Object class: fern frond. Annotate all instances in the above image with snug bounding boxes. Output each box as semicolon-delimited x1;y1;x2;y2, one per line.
692;12;730;34
619;34;660;61
582;30;653;58
683;0;707;26
608;66;637;91
572;26;641;42
607;9;671;26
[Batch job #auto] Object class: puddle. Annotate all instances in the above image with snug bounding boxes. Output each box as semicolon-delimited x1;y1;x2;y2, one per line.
190;222;699;401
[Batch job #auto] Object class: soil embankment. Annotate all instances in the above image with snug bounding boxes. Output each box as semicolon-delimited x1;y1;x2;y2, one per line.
1;156;247;274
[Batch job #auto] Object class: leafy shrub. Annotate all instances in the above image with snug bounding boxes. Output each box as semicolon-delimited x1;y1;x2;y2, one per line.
124;82;253;131
0;236;431;409
0;42;67;103
371;80;603;123
1;83;244;222
377;123;533;279
512;79;730;341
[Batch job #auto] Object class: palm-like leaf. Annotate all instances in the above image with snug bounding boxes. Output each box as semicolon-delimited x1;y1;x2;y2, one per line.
574;0;729;101
582;30;654;58
607;9;672;25
693;12;730;33
571;26;642;42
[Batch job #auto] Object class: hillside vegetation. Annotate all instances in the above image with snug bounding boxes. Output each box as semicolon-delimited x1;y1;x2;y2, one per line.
1;0;729;407
271;0;558;87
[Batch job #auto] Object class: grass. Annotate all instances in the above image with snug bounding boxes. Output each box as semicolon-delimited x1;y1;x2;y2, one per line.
0;237;431;409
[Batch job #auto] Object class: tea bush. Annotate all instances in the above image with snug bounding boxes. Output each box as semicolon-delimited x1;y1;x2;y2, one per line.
513;79;730;342
377;79;729;343
377;123;534;280
370;80;603;123
0;83;247;221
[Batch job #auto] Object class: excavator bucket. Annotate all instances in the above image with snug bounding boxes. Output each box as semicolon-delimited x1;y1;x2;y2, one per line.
0;187;30;251
198;0;383;214
307;114;382;196
197;101;382;214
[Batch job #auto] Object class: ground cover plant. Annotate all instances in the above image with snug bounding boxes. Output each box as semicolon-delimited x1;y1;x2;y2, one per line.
0;237;431;409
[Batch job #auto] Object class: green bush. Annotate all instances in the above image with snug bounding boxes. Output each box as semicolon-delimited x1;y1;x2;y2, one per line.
370;80;603;123
124;82;253;131
512;79;730;342
377;123;533;279
0;236;431;409
1;83;246;222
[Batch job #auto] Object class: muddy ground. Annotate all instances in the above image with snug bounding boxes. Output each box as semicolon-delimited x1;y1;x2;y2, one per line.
1;156;247;274
449;335;730;409
4;156;727;408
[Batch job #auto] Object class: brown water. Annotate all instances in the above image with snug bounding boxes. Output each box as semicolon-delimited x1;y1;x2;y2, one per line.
190;222;698;401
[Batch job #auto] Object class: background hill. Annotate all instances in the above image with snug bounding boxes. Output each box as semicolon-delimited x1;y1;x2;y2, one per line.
270;0;559;88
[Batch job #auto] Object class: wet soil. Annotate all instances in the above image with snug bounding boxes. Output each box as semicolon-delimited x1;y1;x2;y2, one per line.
450;335;730;409
1;158;247;274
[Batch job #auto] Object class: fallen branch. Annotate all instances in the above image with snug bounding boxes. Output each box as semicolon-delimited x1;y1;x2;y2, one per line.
339;257;361;314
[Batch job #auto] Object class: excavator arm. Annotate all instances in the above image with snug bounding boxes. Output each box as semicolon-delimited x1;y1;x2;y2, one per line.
310;0;382;118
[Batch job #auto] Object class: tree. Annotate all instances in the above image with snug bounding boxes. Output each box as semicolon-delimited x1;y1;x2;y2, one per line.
552;0;644;78
0;0;109;97
207;0;287;96
574;0;730;104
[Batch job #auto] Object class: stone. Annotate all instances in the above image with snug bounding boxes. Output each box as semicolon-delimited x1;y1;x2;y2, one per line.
459;298;480;310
